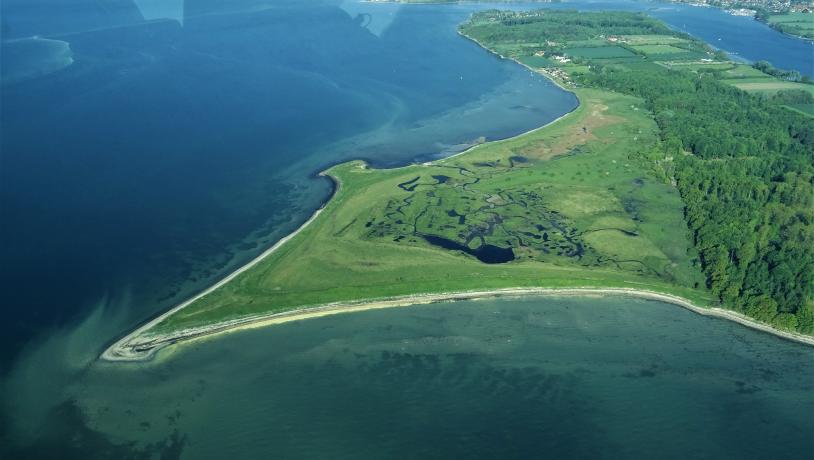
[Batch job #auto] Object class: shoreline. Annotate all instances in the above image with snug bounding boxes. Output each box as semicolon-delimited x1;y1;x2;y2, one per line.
100;170;341;362
434;31;580;165
458;30;574;93
433;105;577;163
102;287;814;362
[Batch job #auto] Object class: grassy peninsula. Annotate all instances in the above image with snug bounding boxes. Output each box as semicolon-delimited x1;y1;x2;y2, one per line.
104;10;814;361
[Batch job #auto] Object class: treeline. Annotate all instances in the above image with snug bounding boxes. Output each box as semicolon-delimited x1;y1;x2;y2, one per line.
768;21;814;40
753;61;812;84
463;10;674;43
462;10;718;61
576;57;814;335
463;10;814;333
769;89;814;105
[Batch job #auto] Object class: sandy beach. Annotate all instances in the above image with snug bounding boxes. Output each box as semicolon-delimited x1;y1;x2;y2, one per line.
102;286;814;362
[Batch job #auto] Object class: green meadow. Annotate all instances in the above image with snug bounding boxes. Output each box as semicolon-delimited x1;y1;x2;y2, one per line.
563;46;635;59
785;103;814;116
517;55;553;68
767;12;814;24
658;61;732;72
723;79;814;96
719;65;775;79
620;34;688;45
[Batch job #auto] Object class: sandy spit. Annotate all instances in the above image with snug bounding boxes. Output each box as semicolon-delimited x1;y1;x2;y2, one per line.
102;287;814;362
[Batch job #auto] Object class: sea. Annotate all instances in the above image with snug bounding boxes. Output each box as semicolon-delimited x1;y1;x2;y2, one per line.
1;0;812;458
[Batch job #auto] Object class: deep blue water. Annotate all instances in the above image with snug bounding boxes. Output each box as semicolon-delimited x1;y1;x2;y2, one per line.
1;0;813;457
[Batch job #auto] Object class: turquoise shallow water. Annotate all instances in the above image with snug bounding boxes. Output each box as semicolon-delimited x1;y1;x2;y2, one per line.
28;296;814;459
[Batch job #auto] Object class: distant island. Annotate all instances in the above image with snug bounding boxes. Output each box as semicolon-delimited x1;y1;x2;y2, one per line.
666;0;814;39
103;10;814;361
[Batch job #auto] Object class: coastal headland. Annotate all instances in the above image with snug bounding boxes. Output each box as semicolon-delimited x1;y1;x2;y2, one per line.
103;10;814;362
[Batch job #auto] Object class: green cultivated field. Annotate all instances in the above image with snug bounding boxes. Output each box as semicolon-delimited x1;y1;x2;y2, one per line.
720;65;774;79
724;80;814;96
154;86;709;333
629;44;686;55
786;103;814;116
563;39;610;47
518;55;553;68
563;46;635;59
629;44;702;60
660;62;735;72
766;12;814;39
660;61;735;72
620;34;688;45
768;12;814;23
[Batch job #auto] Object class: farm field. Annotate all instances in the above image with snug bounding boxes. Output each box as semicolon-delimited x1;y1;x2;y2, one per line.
620;34;688;45
562;46;636;59
629;44;687;55
720;65;775;79
785;103;814;116
724;80;814;96
564;39;610;47
766;12;814;39
767;12;814;24
659;61;735;71
518;55;553;68
629;44;702;60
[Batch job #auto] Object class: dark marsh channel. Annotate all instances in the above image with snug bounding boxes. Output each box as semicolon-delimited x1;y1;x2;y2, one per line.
422;234;516;263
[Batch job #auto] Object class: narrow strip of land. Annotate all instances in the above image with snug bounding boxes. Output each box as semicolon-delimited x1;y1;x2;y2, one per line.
102;286;814;362
101;172;338;361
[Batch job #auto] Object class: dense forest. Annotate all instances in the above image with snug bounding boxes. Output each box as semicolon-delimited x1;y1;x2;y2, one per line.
462;10;814;333
467;10;672;41
582;69;814;332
